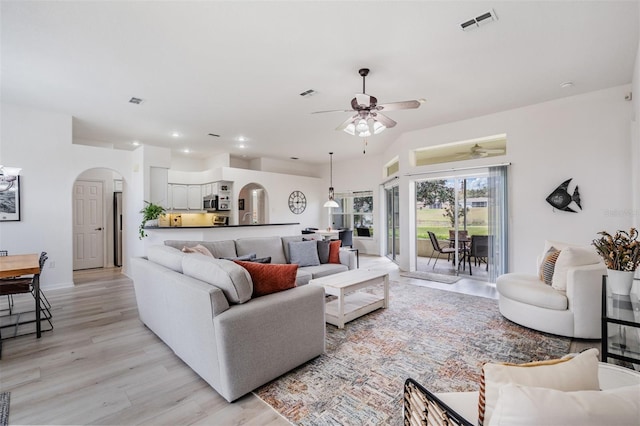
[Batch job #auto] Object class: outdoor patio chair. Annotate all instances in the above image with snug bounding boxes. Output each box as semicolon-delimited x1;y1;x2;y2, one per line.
427;231;460;270
470;235;489;271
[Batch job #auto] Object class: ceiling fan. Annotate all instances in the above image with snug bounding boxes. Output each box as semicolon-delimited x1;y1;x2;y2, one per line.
456;144;505;159
312;68;424;138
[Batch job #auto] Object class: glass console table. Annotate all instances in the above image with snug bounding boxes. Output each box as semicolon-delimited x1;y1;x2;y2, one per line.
601;276;640;368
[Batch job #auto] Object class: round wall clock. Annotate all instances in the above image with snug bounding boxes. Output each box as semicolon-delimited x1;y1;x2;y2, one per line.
288;190;307;214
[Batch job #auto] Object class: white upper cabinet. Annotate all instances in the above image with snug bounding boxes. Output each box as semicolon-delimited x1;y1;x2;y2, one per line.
187;185;202;210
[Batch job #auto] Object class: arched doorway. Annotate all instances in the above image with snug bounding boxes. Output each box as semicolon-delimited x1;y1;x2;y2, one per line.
238;183;268;225
72;168;125;273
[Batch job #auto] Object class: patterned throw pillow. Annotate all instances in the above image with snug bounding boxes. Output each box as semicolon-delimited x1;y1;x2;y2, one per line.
538;246;560;285
182;244;214;257
234;260;298;297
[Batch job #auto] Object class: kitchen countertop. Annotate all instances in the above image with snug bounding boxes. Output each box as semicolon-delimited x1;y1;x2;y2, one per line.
145;223;300;229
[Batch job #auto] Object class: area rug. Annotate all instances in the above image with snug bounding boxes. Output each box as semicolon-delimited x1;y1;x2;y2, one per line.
254;282;573;426
0;392;9;426
399;271;461;284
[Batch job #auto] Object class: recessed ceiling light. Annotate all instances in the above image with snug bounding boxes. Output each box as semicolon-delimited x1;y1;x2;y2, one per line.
237;136;247;142
132;140;140;146
238;144;246;149
172;131;180;137
560;81;574;89
183;148;190;153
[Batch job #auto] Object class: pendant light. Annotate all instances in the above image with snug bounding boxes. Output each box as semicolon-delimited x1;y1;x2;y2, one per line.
323;152;339;208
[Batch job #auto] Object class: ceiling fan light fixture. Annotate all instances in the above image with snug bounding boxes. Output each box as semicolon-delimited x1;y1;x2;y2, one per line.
355;118;369;134
372;119;386;135
343;123;356;136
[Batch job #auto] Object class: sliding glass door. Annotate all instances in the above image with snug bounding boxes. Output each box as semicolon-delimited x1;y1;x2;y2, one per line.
386;185;400;261
415;167;508;281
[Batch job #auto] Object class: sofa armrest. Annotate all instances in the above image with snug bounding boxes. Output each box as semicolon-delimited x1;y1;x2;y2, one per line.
566;263;606;338
339;248;357;270
213;284;326;401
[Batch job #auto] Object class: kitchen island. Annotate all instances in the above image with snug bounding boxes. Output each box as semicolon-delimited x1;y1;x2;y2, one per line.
142;223;301;247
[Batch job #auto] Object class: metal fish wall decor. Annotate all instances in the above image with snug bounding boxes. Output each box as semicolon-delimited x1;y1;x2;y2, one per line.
546;178;582;213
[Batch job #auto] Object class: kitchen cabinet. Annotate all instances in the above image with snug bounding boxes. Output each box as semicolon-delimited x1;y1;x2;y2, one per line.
171;184;188;210
150;167;169;208
202;183;213;197
187;185;202;210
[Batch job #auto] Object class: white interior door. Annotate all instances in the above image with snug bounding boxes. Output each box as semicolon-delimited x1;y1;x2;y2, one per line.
73;180;104;270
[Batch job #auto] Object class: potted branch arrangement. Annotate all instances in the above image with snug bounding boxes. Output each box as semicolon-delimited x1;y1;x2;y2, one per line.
592;228;640;295
139;201;166;239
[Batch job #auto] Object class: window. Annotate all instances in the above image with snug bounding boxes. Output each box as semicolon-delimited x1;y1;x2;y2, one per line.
331;191;374;237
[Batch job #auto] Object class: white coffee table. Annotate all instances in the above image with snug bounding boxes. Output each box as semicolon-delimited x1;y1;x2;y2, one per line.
309;268;389;328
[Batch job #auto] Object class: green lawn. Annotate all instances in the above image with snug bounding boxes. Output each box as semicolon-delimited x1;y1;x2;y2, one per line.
416;207;488;240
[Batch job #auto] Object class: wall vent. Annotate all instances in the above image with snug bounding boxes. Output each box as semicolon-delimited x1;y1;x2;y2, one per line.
460;9;498;31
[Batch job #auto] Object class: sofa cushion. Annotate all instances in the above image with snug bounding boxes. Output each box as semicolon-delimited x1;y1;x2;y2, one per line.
235;236;287;264
164;240;237;259
295;269;313;286
489;383;640;426
301;263;349;279
479;348;600;426
289;240;321;267
316;240;330;264
551;246;601;291
328;240;342;264
182;244;214;257
538;246;560;285
234;260;298;297
282;235;304;263
182;255;253;304
496;273;568;310
147;245;185;273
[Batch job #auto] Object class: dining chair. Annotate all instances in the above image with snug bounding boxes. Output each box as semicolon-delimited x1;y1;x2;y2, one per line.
0;251;52;323
338;229;353;248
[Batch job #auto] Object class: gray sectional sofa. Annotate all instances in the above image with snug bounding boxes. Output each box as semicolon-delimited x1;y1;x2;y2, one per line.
130;235;356;402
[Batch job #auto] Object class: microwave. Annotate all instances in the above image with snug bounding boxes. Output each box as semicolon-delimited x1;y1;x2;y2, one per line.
203;195;218;211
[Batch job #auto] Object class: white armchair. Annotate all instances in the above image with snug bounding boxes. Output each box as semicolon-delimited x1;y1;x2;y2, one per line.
496;241;606;339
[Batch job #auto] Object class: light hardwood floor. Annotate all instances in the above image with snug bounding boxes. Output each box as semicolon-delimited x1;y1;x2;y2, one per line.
0;257;598;425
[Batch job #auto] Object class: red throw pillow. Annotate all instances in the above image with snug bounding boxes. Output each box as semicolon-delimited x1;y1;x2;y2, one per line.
328;240;342;264
234;260;298;297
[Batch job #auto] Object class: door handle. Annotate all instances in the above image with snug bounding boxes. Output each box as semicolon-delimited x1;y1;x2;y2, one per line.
95;227;103;231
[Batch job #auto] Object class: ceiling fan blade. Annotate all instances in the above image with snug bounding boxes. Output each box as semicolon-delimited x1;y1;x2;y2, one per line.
376;100;422;111
311;108;354;114
374;112;397;128
336;114;358;131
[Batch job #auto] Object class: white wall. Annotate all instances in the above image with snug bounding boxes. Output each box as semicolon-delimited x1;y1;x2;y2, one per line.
0;103;139;288
378;85;633;273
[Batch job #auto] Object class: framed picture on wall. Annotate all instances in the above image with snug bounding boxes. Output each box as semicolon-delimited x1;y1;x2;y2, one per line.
238;198;245;210
0;175;21;221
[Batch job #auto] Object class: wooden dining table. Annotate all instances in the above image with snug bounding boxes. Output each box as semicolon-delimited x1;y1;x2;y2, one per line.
0;253;42;338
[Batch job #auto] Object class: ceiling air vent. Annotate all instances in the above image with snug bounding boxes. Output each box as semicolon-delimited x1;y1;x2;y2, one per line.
299;89;317;97
460;9;498;31
129;97;144;104
208;133;220;137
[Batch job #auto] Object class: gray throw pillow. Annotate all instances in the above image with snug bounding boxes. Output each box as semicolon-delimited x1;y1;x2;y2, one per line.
289;240;321;267
222;253;257;261
316;240;330;264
